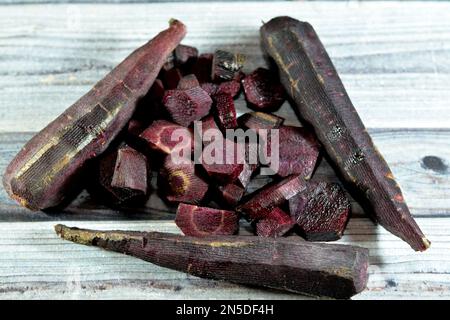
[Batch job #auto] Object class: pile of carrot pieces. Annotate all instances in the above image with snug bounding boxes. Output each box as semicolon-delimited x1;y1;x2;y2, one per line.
84;42;352;242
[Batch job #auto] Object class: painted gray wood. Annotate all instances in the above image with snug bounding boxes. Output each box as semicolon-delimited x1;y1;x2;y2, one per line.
1;2;450;131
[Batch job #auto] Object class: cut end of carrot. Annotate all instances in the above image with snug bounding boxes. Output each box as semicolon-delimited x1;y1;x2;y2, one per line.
421;237;431;251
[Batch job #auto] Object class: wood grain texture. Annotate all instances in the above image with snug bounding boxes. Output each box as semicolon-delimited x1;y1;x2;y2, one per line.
0;218;449;300
1;2;450;131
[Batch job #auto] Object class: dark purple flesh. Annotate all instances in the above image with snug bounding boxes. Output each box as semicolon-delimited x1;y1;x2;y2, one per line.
177;74;200;90
217;80;241;98
90;145;148;206
149;79;165;102
218;183;245;207
132;79;168;125
200;82;219;96
242;67;286;111
139;120;193;156
194;115;221;149
163;68;183;89
202;139;245;184
200;114;220;133
192;53;213;83
213;92;238;131
111;145;148;194
211;50;246;81
289;182;350;241
174;44;199;66
256;207;295;238
175;203;239;237
159;156;208;204
163;87;212;127
237;175;307;220
275;125;321;178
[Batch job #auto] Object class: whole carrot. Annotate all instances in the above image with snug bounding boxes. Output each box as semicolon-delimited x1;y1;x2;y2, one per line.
55;224;369;299
260;17;430;251
3;20;186;210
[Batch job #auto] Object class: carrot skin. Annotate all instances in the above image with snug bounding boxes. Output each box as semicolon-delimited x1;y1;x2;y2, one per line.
260;17;429;251
3;20;186;210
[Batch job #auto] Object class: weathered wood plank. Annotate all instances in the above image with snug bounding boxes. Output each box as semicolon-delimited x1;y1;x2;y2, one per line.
1;2;450;131
1;129;448;220
0;218;449;299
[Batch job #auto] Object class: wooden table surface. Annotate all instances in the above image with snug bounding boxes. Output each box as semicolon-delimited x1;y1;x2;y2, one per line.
0;1;449;300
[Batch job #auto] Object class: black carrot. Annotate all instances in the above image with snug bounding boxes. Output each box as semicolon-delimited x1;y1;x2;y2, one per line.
3;20;186;210
260;16;429;251
55;224;369;299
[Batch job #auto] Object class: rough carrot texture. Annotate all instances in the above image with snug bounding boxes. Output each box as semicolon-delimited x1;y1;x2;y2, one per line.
175;203;239;237
139;120;193;156
217;80;241;98
213;92;238;131
237;175;307;220
163;87;212;127
202;140;244;184
159;156;208;204
289;182;350;241
276;126;320;178
177;74;200;90
111;146;148;194
211;50;246;81
55;224;369;299
256;207;294;238
242;68;286;111
90;145;147;206
261;16;429;251
238;111;284;131
3;20;186;210
218;183;245;207
200;83;219;96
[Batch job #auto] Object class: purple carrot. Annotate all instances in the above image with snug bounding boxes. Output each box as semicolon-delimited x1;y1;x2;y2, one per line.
177;74;200;90
55;224;369;299
175;203;239;237
289;182;350;241
139;119;193;156
261;16;429;251
237;175;307;220
256;207;295;238
276;125;321;178
218;183;245;207
242;68;286;111
159;155;208;204
163;87;212;127
3;20;186;210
